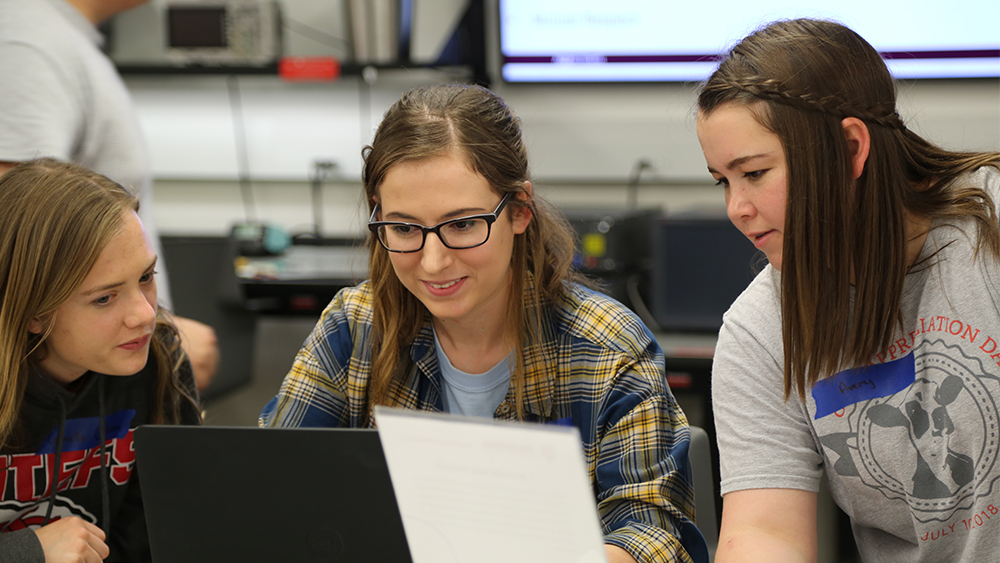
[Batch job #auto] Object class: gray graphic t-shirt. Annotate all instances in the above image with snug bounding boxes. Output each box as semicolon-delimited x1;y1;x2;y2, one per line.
712;168;1000;562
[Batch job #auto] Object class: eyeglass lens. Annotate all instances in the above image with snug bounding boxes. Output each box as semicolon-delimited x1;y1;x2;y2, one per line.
377;218;490;251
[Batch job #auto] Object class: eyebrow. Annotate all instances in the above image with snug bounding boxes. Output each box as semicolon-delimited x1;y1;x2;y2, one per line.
383;206;489;223
707;152;773;174
81;257;158;297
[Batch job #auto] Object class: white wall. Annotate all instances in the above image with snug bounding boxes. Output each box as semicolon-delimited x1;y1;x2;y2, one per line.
124;0;999;237
138;72;1000;237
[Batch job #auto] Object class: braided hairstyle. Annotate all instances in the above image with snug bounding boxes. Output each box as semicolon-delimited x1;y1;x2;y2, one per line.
699;18;1000;399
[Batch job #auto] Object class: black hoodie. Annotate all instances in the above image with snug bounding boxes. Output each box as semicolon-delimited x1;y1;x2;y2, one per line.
0;352;200;562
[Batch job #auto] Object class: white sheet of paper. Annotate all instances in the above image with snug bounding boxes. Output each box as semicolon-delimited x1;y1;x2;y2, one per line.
374;407;609;563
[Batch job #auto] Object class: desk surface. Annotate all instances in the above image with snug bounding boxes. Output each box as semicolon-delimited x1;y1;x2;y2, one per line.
654;332;717;360
235;245;369;283
232;246;723;358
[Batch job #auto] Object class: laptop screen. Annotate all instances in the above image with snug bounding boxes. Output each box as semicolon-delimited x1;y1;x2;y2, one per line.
135;426;412;563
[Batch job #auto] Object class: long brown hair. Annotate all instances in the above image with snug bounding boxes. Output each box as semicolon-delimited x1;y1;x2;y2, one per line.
361;84;587;417
698;19;1000;399
0;159;199;450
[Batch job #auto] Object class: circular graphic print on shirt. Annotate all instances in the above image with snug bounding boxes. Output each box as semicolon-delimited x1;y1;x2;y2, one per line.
855;338;1000;523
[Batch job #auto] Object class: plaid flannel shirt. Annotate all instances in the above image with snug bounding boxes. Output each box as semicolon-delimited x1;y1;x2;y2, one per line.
260;281;708;563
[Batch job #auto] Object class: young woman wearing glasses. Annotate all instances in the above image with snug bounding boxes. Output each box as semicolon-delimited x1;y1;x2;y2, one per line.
260;84;708;563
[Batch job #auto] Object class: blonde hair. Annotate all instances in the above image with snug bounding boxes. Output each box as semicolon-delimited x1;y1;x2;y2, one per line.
0;158;198;450
361;84;588;418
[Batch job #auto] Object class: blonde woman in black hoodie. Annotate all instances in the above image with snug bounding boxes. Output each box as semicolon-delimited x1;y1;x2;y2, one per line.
0;159;200;562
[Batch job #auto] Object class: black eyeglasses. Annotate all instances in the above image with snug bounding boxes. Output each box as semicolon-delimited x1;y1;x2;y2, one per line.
368;193;512;253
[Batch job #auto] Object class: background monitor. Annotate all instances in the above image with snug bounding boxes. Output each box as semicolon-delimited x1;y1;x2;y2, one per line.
498;0;1000;83
651;212;765;333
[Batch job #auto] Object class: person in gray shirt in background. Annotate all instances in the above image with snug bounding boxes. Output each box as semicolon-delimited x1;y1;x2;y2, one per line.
0;0;219;392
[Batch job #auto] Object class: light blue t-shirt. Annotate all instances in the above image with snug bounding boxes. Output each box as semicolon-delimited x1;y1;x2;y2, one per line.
433;330;512;418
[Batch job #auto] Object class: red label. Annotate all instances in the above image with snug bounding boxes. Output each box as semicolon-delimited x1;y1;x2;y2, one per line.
279;57;341;82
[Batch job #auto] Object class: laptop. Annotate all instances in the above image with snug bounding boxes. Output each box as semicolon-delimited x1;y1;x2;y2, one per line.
134;426;413;563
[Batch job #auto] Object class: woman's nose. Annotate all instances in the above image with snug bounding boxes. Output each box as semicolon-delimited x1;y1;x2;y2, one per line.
125;290;157;329
726;186;755;224
420;232;453;274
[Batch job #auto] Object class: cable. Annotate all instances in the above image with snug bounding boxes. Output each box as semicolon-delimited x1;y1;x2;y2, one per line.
310;160;338;238
227;75;256;222
627;158;652;210
626;272;661;332
358;66;378;148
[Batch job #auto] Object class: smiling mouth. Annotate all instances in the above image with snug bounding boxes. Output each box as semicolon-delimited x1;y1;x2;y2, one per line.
428;279;461;289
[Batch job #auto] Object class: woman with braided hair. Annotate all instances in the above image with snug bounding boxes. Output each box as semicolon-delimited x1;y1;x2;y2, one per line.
696;18;1000;563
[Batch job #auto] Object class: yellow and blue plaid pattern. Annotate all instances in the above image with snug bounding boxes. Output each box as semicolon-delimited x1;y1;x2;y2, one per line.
260;281;707;563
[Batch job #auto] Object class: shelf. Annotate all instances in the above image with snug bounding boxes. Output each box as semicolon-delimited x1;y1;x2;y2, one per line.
116;60;474;79
116;63;279;75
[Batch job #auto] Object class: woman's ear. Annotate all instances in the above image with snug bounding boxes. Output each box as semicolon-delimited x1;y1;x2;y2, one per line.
512;182;533;234
27;317;44;335
841;117;871;180
519;181;533;200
